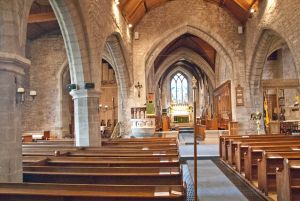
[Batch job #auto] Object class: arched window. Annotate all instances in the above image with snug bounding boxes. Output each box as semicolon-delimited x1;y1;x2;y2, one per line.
171;72;188;104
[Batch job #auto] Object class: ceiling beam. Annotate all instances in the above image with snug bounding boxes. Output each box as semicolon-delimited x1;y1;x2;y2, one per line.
143;0;148;12
248;0;258;11
28;12;56;24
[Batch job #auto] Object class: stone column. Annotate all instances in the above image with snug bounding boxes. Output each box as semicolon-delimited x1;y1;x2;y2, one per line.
70;89;101;147
0;53;30;182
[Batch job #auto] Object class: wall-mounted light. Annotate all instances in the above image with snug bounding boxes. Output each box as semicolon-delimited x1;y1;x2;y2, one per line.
115;0;120;5
128;24;133;28
16;87;25;104
16;87;37;104
99;104;110;112
250;8;256;13
29;90;37;100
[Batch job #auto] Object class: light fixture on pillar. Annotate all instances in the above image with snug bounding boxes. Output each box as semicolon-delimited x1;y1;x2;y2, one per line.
16;88;37;104
98;104;110;112
135;82;142;98
16;87;25;104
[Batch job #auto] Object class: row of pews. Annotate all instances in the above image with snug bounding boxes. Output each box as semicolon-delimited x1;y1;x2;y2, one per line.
0;137;186;201
220;134;300;201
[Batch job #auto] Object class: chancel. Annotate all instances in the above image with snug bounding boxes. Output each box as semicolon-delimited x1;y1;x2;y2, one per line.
1;0;300;201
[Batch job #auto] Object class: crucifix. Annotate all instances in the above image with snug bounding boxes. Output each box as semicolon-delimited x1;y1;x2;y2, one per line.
135;82;142;98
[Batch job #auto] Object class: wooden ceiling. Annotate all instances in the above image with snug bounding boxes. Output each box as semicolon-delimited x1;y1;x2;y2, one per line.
26;0;259;40
27;0;60;40
154;33;216;72
119;0;259;26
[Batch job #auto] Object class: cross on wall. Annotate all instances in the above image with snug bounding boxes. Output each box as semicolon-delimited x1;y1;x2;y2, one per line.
135;82;143;98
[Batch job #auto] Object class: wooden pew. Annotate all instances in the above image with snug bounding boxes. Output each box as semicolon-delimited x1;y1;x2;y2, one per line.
233;140;300;173
277;159;300;201
22;145;179;151
244;145;300;181
23;156;180;167
22;149;178;157
0;183;185;201
23;166;182;185
220;134;288;161
18;137;185;201
227;136;300;166
257;152;300;196
35;138;178;144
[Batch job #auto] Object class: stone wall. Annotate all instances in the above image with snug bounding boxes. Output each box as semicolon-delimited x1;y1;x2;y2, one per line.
22;34;67;136
245;0;300;97
131;0;246;131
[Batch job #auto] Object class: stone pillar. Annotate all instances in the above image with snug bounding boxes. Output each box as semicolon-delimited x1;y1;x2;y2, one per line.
70;89;101;147
0;53;30;182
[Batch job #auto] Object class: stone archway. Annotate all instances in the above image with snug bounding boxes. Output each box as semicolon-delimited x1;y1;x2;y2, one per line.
55;60;74;138
152;48;216;92
103;33;132;135
144;24;236;119
248;29;299;108
21;0;100;146
145;25;234;81
49;0;90;85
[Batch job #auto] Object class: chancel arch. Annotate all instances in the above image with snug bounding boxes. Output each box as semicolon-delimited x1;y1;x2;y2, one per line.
145;25;234;82
151;47;216;93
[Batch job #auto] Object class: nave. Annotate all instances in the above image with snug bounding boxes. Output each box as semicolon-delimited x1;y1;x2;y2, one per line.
1;0;300;201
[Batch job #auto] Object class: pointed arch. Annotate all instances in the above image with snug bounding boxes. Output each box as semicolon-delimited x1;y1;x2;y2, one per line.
145;24;234;81
248;29;299;105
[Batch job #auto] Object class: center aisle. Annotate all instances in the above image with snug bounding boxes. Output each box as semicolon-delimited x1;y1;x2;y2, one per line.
179;130;266;201
187;160;248;201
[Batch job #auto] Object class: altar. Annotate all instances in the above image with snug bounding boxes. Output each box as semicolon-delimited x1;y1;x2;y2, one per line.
169;104;193;123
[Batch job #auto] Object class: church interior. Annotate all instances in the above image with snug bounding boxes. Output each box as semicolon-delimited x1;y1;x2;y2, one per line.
1;0;300;200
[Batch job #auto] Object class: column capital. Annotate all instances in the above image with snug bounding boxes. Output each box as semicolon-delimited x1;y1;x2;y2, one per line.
0;52;31;75
70;89;101;99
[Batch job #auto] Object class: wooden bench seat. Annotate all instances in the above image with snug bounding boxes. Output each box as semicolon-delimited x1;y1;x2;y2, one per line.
227;136;300;165
219;134;286;160
257;152;300;196
244;145;300;181
0;183;185;201
221;135;293;162
22;149;179;157
233;140;300;173
23;166;182;185
23;156;180;167
17;137;185;200
22;145;179;151
277;159;300;201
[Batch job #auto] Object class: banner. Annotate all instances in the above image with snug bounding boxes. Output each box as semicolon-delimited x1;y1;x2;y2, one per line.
146;93;155;116
263;92;270;130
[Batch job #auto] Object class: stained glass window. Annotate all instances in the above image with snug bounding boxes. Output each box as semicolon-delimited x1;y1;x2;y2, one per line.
171;72;188;104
